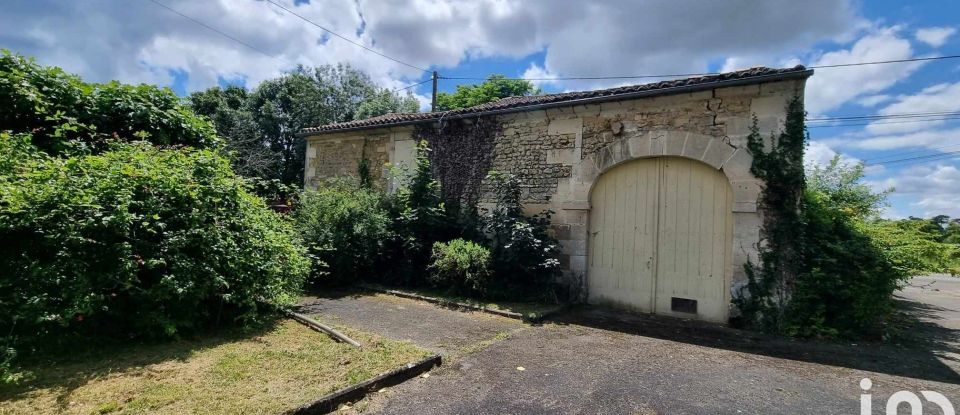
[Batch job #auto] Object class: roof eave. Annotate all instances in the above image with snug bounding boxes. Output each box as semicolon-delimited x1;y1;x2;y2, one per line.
299;68;813;137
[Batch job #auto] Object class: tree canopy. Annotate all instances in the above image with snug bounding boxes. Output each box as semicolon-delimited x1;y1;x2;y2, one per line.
189;64;419;186
435;75;539;111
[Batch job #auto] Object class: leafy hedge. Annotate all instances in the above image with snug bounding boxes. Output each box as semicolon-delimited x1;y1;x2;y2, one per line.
0;136;310;345
0;50;219;156
293;179;392;285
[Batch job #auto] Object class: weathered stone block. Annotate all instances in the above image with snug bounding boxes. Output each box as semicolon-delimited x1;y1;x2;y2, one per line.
548;117;582;135
561;239;587;255
546;148;576;165
721;149;756;181
682;133;711;160
627;135;652;158
720;116;752;137
664;131;687;156
650;133;665;156
701;139;736;169
730;180;762;205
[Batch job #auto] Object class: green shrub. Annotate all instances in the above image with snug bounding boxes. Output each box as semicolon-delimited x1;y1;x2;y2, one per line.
480;172;560;301
0;50;219;156
293;179;392;284
428;239;493;296
784;190;907;337
0;136;310;346
386;140;457;285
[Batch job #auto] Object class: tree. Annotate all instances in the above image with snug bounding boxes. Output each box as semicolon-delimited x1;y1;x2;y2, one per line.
945;219;960;244
188;86;276;178
190;64;418;186
806;155;890;219
435;75;539;110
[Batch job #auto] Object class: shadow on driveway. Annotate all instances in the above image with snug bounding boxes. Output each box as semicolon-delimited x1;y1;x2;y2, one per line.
548;299;960;384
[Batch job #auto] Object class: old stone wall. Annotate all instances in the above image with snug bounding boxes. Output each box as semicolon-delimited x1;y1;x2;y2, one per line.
303;78;806;319
304;128;410;191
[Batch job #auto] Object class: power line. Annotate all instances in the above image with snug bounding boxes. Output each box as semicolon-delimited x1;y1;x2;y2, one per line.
440;71;716;81
262;0;429;73
864;143;960;163
806;111;960;122
809;54;960;69
807;117;960;129
394;78;432;93
144;0;292;66
866;150;960;167
442;54;960;82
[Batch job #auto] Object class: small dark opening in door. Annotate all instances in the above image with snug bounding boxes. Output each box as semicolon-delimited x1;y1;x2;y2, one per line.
671;297;697;314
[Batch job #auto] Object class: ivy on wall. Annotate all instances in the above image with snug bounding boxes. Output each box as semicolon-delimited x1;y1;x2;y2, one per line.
413;117;500;213
734;95;807;332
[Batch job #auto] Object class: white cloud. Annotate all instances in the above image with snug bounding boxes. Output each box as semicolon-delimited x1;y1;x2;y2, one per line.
0;0;428;94
521;63;558;89
0;0;861;95
864;82;960;134
805;140;862;167
874;164;960;217
915;26;956;48
803;26;926;115
840;127;960;151
856;94;892;107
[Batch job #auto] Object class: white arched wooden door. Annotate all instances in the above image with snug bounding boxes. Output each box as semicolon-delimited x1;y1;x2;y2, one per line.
587;157;733;322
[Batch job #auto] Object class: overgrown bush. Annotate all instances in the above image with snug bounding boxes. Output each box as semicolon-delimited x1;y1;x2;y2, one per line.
385;140;457;285
0;137;310;348
480;172;560;301
293;179;392;284
736;98;908;338
784;190;907;337
428;239;493;296
0;50;219;156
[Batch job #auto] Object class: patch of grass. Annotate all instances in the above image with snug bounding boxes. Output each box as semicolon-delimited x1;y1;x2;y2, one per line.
362;284;562;319
0;320;430;415
456;331;514;357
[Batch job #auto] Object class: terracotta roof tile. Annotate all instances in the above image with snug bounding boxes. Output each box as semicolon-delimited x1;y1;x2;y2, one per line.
301;65;810;135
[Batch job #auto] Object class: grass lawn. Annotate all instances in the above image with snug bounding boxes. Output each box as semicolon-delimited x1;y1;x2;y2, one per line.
0;319;430;415
360;283;564;320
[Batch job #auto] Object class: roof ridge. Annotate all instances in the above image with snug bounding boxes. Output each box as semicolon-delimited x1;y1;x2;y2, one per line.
302;65;810;135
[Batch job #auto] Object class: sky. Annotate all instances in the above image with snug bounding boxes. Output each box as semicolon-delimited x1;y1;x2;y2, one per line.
1;0;958;219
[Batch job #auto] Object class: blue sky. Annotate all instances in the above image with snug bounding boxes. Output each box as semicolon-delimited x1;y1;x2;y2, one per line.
1;0;958;218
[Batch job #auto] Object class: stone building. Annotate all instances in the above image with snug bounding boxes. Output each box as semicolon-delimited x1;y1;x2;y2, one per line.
300;66;812;323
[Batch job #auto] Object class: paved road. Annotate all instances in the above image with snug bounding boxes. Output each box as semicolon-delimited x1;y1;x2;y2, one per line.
300;279;960;414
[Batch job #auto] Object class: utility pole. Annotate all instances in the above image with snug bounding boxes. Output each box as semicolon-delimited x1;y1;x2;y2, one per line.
431;71;438;112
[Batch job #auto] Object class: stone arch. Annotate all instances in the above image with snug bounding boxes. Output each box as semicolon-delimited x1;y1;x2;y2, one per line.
572;130;759;211
559;130;762;315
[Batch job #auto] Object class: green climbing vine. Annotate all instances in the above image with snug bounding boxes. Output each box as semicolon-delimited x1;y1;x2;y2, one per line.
733;95;806;332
